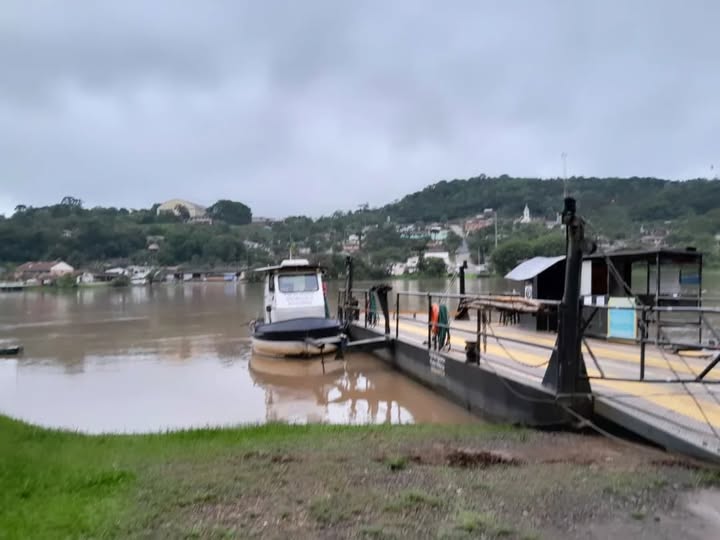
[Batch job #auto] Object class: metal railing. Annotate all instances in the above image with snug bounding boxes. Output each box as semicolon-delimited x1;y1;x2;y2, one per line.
582;302;720;383
337;287;383;330
338;287;720;385
391;290;560;362
339;287;561;373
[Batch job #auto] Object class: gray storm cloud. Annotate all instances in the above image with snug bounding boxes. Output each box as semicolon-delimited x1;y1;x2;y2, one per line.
1;0;719;217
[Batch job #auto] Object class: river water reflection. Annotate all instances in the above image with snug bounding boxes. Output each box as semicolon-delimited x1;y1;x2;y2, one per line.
0;281;482;433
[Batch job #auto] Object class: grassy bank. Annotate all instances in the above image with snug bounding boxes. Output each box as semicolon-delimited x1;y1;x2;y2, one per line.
0;415;718;539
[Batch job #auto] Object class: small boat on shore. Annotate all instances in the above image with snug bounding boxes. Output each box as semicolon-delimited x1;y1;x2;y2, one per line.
0;344;23;356
250;259;343;358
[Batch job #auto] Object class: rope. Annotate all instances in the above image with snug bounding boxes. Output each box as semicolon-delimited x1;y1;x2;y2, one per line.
485;320;550;368
439;270;459;303
470;347;559;405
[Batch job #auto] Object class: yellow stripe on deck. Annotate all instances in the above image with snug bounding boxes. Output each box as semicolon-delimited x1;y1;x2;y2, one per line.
488;325;716;377
679;350;716;358
421;319;719;381
593;378;720;430
398;322;549;368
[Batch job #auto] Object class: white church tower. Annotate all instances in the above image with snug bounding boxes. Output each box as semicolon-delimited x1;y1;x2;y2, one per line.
520;204;531;224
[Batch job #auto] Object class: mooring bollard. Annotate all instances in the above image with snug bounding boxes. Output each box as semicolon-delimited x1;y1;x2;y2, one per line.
465;341;478;364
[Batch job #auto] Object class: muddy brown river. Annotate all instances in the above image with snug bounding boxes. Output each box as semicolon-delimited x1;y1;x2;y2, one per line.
0;281;483;433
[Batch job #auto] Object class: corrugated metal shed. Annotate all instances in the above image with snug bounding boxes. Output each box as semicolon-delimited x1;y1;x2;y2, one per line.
505;256;565;282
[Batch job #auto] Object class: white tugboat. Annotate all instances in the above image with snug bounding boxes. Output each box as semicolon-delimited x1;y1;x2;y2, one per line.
250;259;343;357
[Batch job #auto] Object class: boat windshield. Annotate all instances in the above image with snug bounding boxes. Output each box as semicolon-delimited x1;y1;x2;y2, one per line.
278;273;318;293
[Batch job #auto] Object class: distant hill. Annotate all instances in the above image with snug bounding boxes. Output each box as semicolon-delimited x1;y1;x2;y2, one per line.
0;198;267;268
375;175;720;261
3;176;720;270
382;175;720;225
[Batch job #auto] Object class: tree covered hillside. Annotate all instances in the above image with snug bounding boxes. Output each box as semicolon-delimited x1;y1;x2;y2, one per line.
383;175;720;263
2;175;720;272
0;199;269;268
385;175;720;225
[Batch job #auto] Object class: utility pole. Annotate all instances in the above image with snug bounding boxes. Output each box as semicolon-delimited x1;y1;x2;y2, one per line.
561;152;568;197
494;210;498;248
357;203;368;251
456;260;469;320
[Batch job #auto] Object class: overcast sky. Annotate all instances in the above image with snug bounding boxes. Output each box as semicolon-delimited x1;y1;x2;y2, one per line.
2;1;719;218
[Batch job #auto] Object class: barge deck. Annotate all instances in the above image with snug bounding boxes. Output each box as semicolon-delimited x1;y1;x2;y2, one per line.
383;314;720;462
338;197;720;463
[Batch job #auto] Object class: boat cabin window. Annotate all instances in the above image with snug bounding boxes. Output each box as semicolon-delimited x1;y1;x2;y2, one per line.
278;273;318;293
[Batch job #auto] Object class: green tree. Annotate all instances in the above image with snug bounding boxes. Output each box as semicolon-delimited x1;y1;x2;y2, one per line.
364;225;404;252
443;230;463;254
468;230;495;264
174;204;191;222
369;246;407;267
207;200;252;225
55;273;78;289
110;275;130;287
419;257;447;277
60;196;83;208
491;240;535;275
532;234;566;257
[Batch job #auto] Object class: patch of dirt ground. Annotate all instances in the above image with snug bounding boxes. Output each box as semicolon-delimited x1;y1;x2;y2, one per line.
398;430;703;469
146;429;720;539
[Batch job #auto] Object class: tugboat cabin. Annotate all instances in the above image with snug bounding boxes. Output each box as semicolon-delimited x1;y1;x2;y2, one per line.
255;259;328;324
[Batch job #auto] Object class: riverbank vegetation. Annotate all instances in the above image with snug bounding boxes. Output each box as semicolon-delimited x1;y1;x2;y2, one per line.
1;415;718;539
2;176;720;276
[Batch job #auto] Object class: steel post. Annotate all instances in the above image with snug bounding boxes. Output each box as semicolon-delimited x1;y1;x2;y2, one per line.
395;292;400;339
476;309;481;361
427;293;432;349
456;261;469;320
699;256;703;343
542;197;592;396
656;251;661;344
640;307;647;380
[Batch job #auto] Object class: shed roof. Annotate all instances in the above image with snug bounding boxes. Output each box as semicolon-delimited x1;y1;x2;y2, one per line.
505;256;566;282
